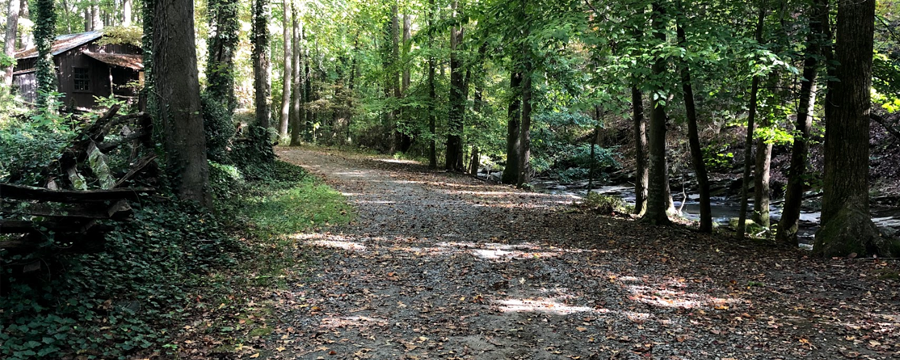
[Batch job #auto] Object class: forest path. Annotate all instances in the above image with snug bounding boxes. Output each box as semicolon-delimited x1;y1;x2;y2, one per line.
265;147;899;360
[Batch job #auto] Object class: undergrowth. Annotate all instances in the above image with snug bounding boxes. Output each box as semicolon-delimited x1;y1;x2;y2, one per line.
2;153;352;358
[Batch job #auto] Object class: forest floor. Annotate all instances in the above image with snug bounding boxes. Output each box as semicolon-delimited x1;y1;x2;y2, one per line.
248;147;899;359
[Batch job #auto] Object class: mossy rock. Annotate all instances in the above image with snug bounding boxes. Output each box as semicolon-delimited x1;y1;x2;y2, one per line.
814;206;900;257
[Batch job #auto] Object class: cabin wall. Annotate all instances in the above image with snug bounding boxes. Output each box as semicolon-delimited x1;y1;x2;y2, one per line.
11;72;37;103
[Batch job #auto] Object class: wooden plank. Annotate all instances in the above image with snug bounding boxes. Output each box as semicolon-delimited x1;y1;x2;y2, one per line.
0;199;133;220
0;183;153;202
0;219;92;234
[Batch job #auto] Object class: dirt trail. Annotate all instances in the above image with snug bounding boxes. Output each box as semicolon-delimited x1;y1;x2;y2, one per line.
266;147;899;359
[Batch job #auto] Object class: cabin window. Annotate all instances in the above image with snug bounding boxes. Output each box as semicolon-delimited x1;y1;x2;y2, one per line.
74;67;90;91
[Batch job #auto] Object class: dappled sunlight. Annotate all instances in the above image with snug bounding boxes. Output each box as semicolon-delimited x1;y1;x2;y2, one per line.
291;233;368;251
334;171;374;178
375;159;420;165
321;316;388;329
436;241;592;261
495;297;606;315
624;277;742;310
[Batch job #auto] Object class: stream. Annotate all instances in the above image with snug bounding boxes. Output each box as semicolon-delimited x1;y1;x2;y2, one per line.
480;172;900;249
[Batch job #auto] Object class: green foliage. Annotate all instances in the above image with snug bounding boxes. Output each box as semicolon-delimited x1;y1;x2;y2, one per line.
230;125;276;180
97;26;144;47
0;199;240;359
202;92;237;163
32;0;57;110
702;144;734;172
0;111;75;186
0;53;15;68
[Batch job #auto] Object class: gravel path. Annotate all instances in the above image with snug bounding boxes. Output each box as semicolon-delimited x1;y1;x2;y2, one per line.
263;147;900;360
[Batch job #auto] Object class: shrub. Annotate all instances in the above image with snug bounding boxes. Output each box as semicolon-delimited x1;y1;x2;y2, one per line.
580;192;629;215
202;92;236;164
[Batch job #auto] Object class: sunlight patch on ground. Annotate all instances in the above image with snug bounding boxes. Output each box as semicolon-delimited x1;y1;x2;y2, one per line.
321;316;388;329
335;171;372;178
435;241;590;261
495;297;606;315
624;279;741;310
292;233;368;251
376;159;419;165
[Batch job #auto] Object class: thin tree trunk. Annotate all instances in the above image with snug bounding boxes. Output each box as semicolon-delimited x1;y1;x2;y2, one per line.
152;0;210;206
390;4;401;152
427;0;437;168
631;86;648;215
502;71;523;184
207;0;239;112
85;7;91;31
20;2;32;48
445;0;465;171
399;12;412;152
289;0;303;146
737;6;767;238
278;0;292;138
815;0;890;257
2;0;20;87
252;0;271;128
518;65;533;186
642;2;671;226
304;41;312;141
777;0;826;244
676;21;712;232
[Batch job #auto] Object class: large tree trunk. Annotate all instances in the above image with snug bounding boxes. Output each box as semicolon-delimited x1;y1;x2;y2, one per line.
815;0;895;257
502;71;523;184
641;2;671;226
123;0;132;26
445;0;465;171
676;22;712;232
152;0;210;206
252;0;271;128
777;0;826;244
737;6;767;238
631;86;648;215
278;0;292;138
2;0;20;87
289;1;303;146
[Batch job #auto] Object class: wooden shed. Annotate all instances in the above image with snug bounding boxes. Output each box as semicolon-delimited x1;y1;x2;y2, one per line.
13;31;144;111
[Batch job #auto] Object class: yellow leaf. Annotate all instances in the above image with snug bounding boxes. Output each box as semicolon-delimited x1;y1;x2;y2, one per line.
576;327;587;332
250;353;260;358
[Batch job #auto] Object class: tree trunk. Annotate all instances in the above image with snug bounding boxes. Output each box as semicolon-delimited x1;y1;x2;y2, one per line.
398;13;412;152
252;0;271;128
85;7;91;31
502;71;523;184
123;0;132;26
152;0;210;206
20;2;32;48
641;2;671;226
777;0;826;245
304;44;312;141
2;0;20;87
92;3;103;30
676;21;712;232
445;0;465;171
207;0;239;112
389;4;401;152
518;65;533;186
815;0;894;257
33;0;56;111
631;86;648;215
737;6;767;238
289;1;303;146
278;0;292;138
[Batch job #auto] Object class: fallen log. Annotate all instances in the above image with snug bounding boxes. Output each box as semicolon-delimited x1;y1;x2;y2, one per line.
0;183;154;202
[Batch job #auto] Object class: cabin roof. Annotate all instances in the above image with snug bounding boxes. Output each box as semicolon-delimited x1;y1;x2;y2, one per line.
84;51;143;70
14;31;104;60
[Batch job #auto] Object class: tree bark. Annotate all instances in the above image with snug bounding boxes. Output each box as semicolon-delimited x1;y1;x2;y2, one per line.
641;2;671;226
207;0;239;112
389;4;401;152
777;0;826;244
445;0;465;171
289;0;303;146
631;86;648;215
33;0;55;110
518;64;533;186
676;21;712;232
502;71;523;184
737;6;767;238
151;0;211;206
815;0;894;257
252;0;271;128
398;12;412;152
2;0;20;87
92;3;103;30
278;0;292;138
123;0;132;26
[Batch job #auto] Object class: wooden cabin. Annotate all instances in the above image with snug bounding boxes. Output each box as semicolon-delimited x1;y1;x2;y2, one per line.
12;31;144;110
